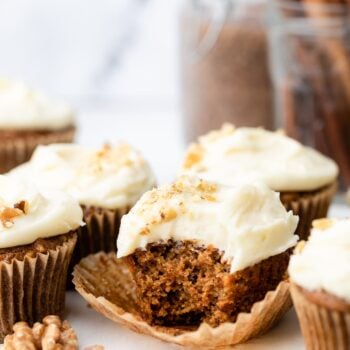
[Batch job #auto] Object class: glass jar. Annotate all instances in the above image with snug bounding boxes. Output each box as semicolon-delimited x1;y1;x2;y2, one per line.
270;1;350;190
180;0;273;142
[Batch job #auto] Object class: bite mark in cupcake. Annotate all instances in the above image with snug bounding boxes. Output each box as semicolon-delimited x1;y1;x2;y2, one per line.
117;176;299;327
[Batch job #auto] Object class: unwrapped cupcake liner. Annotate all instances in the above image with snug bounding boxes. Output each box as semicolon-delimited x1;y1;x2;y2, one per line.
0;233;77;341
0;126;75;173
281;182;337;241
291;283;350;350
73;252;292;348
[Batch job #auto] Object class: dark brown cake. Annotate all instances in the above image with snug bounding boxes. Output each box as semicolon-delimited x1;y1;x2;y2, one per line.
126;239;290;328
0;231;76;262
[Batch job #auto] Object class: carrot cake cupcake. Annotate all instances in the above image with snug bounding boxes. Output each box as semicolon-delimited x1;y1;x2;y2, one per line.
180;124;338;240
0;175;82;340
117;176;298;327
0;78;75;173
289;218;350;350
9;142;155;268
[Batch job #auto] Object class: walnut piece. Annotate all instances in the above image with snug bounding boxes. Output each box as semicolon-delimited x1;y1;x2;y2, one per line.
0;200;29;228
4;315;78;350
312;218;333;231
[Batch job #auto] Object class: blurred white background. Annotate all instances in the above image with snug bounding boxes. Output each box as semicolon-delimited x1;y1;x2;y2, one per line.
0;0;184;182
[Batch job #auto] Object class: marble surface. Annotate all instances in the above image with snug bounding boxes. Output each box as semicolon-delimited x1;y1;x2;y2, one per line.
0;0;180;104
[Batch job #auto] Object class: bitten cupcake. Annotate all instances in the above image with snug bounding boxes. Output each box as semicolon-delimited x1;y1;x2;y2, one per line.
289;218;350;350
0;78;76;173
180;124;338;240
10;142;156;270
117;176;298;328
0;175;82;340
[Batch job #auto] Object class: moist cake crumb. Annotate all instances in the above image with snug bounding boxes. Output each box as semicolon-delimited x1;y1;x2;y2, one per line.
126;239;289;327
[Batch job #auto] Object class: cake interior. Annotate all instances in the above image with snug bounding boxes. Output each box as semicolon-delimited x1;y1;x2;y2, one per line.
126;239;289;327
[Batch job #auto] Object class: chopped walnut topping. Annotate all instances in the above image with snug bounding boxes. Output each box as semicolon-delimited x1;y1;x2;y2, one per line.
96;143;111;158
182;144;203;169
4;315;78;350
200;194;216;202
160;208;177;222
312;218;333;231
196;181;217;194
14;200;29;214
0;200;29;228
139;227;151;236
294;241;306;254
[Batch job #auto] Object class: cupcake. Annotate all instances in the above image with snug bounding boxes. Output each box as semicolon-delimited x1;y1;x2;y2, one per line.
289;218;350;350
0;78;76;173
117;176;298;328
0;175;82;340
9;142;156;270
180;124;338;240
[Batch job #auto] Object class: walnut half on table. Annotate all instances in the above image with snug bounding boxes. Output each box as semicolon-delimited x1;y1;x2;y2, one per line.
4;315;78;350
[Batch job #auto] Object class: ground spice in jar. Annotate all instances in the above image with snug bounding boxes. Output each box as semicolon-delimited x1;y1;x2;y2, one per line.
180;0;273;142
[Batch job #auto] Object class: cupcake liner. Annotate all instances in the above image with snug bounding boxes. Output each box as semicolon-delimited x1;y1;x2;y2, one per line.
73;252;292;348
0;126;75;173
67;205;129;288
290;283;350;350
0;233;77;341
280;182;337;241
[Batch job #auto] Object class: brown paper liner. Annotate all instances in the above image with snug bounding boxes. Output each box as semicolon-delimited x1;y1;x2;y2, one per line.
290;283;350;350
67;205;130;289
280;181;337;241
0;233;77;341
73;252;292;348
0;126;75;173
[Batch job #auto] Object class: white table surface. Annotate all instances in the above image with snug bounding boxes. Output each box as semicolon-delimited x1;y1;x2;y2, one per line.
2;109;349;349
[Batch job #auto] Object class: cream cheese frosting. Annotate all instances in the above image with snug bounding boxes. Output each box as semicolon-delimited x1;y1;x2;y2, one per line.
117;176;299;273
289;218;350;303
0;175;83;248
180;124;339;192
0;78;74;130
9;143;156;210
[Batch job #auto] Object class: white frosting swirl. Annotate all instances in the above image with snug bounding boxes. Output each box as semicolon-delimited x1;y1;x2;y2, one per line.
0;78;74;130
117;176;299;273
180;124;338;192
289;218;350;302
0;175;83;248
9;143;156;210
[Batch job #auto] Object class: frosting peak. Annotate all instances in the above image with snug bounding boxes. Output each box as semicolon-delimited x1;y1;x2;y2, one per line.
117;176;299;273
180;124;339;192
9;143;156;209
0;78;74;130
289;218;350;302
0;175;83;248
